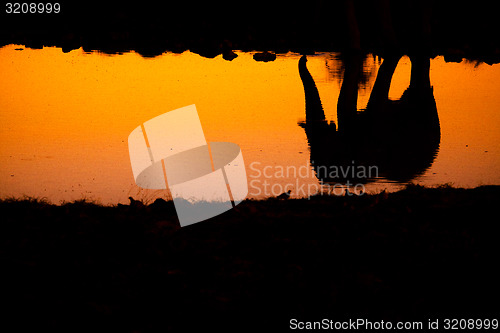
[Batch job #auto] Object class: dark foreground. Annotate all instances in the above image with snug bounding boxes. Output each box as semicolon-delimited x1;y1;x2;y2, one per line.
1;185;499;332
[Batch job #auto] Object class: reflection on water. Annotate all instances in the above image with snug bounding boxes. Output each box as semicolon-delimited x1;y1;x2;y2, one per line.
0;45;499;203
299;53;440;187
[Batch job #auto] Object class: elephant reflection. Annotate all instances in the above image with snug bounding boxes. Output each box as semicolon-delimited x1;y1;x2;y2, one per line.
298;53;440;185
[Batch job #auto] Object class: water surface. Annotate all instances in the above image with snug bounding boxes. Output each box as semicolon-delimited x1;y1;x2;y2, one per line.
1;45;499;204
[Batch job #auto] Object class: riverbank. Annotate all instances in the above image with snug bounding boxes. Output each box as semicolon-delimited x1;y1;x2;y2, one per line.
1;184;499;331
1;1;500;64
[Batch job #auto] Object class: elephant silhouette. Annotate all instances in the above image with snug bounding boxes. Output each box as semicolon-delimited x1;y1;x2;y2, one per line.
298;53;440;185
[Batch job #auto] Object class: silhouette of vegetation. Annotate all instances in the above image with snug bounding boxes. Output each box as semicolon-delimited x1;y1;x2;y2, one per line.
1;185;499;331
1;0;499;63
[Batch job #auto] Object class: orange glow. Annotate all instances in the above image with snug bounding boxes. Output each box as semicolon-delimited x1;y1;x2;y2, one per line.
0;45;499;204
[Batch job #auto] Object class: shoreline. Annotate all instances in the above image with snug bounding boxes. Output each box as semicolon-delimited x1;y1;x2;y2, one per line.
1;184;499;331
2;1;500;64
2;183;498;207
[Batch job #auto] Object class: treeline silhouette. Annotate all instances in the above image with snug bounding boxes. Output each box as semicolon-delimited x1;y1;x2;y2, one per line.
1;0;499;63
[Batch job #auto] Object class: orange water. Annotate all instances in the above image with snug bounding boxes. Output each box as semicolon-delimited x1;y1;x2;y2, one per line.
0;45;499;204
